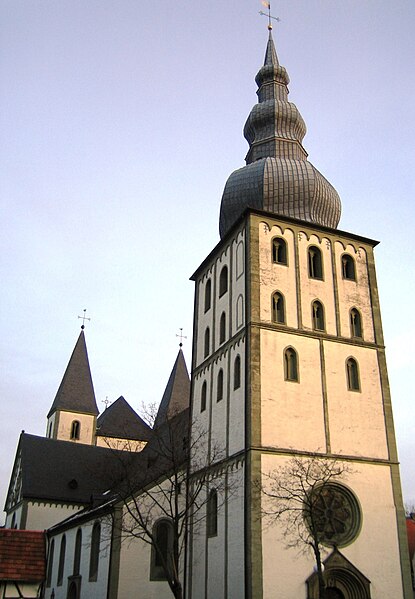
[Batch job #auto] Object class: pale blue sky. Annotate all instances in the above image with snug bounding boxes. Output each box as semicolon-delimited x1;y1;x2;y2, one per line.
1;1;414;520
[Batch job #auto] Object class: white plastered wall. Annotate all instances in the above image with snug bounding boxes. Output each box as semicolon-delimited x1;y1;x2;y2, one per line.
54;411;96;445
260;453;404;599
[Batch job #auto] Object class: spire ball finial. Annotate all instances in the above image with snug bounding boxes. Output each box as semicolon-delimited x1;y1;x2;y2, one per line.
176;328;187;349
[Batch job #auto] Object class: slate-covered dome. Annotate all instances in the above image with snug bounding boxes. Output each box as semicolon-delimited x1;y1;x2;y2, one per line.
219;32;341;238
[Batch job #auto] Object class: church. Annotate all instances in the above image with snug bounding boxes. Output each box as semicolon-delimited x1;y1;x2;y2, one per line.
2;24;413;599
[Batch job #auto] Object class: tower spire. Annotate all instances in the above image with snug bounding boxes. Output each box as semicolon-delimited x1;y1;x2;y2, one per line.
219;32;341;237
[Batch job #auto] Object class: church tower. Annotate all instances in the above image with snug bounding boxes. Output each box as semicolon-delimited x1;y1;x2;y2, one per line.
46;329;98;445
187;31;412;599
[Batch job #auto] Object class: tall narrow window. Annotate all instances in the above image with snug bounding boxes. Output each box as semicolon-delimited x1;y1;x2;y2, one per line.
272;237;287;265
272;292;285;324
350;308;362;338
312;300;325;331
342;254;356;281
207;489;218;537
57;535;66;586
204;327;210;358
236;294;244;329
204;279;211;312
219;312;226;344
46;539;55;587
201;381;207;412
217;369;224;402
284;348;299;382
150;519;173;580
346;358;360;391
234;355;241;390
89;522;101;581
70;420;80;440
219;265;228;297
308;246;323;279
73;529;82;576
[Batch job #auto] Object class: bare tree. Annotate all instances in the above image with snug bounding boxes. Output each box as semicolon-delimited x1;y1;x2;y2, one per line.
104;408;227;599
260;455;353;599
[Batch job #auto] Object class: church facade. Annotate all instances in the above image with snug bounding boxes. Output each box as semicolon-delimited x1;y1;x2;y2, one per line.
3;29;413;599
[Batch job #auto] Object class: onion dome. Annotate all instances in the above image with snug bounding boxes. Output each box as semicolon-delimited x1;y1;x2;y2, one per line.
219;32;341;238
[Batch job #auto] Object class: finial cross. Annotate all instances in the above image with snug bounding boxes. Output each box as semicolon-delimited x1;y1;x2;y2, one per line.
78;308;91;330
102;396;111;410
176;328;187;348
259;2;280;30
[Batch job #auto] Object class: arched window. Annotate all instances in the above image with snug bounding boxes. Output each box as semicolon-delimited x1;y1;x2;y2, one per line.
201;381;207;412
46;539;55;587
234;355;241;390
350;308;362;338
308;246;323;279
346;358;360;391
11;513;16;529
204;327;210;358
150;519;173;581
219;312;226;344
217;369;224;402
312;300;325;331
70;420;80;440
284;347;299;382
89;522;101;581
342;254;356;281
73;529;82;576
272;292;285;324
57;534;66;586
219;265;228;297
236;241;244;278
207;489;218;537
272;237;287;265
236;294;244;329
204;278;211;312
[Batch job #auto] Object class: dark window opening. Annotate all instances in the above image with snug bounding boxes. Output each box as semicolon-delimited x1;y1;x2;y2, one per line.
207;490;218;537
204;279;211;312
73;529;82;576
57;535;66;586
89;522;101;581
272;237;288;265
346;358;360;391
342;254;356;281
204;327;210;358
219;312;226;344
350;308;362;338
234;355;241;390
284;348;299;382
70;420;80;440
201;381;207;413
272;292;285;324
150;519;173;581
217;369;224;402
219;266;228;297
312;300;325;331
308;246;323;280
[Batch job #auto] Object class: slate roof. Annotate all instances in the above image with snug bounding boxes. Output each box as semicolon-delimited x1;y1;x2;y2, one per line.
154;350;190;428
96;396;152;441
6;433;132;508
47;330;98;417
0;529;45;582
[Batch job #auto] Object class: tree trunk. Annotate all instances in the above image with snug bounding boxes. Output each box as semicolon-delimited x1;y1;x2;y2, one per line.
313;544;326;599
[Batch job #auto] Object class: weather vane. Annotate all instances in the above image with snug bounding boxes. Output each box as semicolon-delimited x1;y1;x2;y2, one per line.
176;328;187;348
78;308;91;330
259;1;280;30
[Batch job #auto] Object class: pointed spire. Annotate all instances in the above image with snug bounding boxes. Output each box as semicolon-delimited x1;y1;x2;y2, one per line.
264;30;279;67
47;331;98;418
154;350;190;428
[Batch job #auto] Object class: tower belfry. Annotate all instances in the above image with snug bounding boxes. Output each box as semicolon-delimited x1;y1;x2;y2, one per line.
188;30;412;599
46;330;98;445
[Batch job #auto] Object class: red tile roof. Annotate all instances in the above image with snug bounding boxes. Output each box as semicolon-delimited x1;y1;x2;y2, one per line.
0;529;46;581
407;517;415;561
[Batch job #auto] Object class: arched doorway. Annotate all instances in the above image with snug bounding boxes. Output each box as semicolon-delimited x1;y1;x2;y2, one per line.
326;588;345;599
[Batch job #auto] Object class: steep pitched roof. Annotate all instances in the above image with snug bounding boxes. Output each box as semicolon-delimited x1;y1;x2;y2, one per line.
154;350;190;428
96;396;152;441
47;330;98;417
5;433;132;508
0;529;45;582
